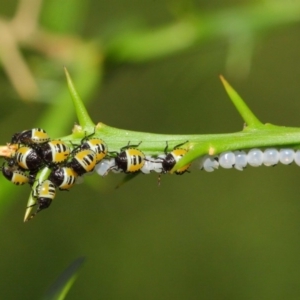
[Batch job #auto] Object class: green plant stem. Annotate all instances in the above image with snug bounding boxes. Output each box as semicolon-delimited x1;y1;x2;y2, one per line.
22;71;300;220
59;123;300;170
174;126;300;170
23;122;300;219
24;167;51;222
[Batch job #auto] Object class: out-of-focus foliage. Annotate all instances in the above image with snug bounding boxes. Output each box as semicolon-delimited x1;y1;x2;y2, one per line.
1;0;300;299
42;257;85;300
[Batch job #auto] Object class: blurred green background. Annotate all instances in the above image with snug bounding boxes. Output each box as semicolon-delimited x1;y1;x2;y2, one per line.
1;0;300;299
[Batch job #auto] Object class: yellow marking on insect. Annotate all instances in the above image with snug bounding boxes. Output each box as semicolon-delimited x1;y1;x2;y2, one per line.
76;149;96;172
125;149;145;173
13;171;29;185
33;130;48;140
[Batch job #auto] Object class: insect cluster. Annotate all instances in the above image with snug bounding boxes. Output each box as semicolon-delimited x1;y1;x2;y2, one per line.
1;128;108;219
1;129;191;220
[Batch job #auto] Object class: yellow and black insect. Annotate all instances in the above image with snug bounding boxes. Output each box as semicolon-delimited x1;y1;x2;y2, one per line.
67;149;97;176
30;180;56;218
1;163;30;185
80;138;107;164
11;128;50;145
112;143;145;173
49;166;78;190
160;142;191;175
14;146;44;171
40;140;71;166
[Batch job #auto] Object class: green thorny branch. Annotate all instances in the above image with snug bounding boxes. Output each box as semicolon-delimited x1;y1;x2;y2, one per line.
3;70;300;221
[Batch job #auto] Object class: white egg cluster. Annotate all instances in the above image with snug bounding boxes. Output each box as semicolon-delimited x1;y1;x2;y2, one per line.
199;148;300;172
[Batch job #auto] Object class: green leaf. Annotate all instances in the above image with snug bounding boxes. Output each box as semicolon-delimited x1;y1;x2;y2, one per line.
41;257;85;300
